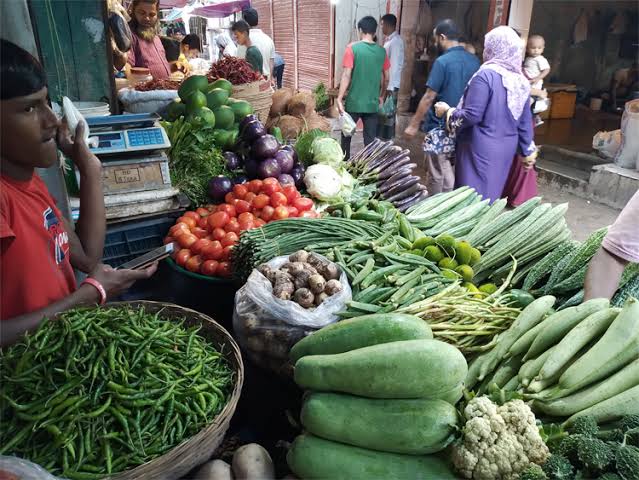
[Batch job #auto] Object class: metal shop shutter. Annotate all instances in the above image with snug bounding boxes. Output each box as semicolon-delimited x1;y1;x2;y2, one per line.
271;0;296;88
296;0;331;91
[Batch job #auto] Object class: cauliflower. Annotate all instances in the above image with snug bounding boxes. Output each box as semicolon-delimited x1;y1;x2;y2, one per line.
452;396;550;480
304;164;342;201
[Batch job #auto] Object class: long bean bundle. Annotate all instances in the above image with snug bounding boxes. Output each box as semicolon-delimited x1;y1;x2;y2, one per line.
397;284;521;354
232;217;384;281
0;306;234;479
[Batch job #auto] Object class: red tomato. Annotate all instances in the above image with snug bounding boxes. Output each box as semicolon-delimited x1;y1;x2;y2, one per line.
254;218;266;228
283;185;301;203
262;177;279;185
300;210;319;218
293;197;314;212
183;211;200;221
233;184;248;199
202;240;223;261
238;212;255;224
195;207;210;217
185;255;203;273
169;223;190;236
273;205;289;220
217;204;236;218
208;211;230;229
270;192;288;208
212;227;226;241
175;248;191;267
176;233;197;249
252;193;270;209
221;232;239;247
224;192;235;204
244;192;256;204
177;216;197;229
260;205;275;222
201;260;219;276
247;179;263;193
262;182;281;196
217;261;232;277
197;217;208;229
235;200;251;214
224;218;241;234
286;206;300;218
222;245;234;260
192;227;208;239
191;238;211;255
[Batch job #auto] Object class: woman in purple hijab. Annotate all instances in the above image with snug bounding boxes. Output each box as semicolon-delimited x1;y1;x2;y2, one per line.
434;26;537;201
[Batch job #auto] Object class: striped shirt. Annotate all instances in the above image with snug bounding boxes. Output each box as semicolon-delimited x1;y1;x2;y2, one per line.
128;32;171;80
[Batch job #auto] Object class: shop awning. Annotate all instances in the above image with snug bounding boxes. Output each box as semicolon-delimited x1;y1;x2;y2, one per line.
160;0;189;8
191;0;250;18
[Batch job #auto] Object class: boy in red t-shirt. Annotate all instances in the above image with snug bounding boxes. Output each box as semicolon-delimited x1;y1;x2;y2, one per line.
0;40;156;346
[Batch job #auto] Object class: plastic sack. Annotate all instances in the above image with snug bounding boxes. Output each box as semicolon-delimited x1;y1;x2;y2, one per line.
614;99;639;169
117;87;179;114
593;130;622;160
0;456;63;480
338;112;357;137
233;253;351;375
532;97;549;114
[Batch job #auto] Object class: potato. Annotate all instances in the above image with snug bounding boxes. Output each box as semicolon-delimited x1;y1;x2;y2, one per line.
232;443;275;480
194;459;234;480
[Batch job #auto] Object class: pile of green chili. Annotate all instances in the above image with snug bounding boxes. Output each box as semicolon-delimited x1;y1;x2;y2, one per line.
0;306;234;479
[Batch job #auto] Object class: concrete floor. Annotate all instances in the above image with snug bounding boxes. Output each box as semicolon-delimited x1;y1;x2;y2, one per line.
336;121;620;242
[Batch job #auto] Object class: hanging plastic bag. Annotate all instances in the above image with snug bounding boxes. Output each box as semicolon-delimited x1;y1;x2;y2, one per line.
0;456;63;480
233;253;351;376
379;94;396;118
62;97;98;147
338;112;357;137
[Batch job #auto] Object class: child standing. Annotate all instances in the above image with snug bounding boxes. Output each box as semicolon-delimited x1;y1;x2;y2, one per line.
524;35;551;126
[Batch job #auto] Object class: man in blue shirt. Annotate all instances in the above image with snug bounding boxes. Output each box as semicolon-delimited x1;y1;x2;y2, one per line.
404;19;480;194
273;52;285;89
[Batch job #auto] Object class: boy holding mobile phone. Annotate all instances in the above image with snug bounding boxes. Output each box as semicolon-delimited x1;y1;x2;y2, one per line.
0;40;156;347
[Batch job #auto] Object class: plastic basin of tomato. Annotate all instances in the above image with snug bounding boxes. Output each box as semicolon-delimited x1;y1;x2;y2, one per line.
164;178;318;279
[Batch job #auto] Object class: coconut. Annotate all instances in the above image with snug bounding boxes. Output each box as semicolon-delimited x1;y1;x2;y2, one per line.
270;87;294;117
277;115;304;139
287;91;316;117
306;112;331;132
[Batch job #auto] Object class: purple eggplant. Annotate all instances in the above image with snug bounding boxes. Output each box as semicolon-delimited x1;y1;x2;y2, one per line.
383;176;421;199
280;144;298;162
274;149;295;174
240;114;259;132
379;173;420;195
290;163;305;189
258;158;281;179
252;134;279;160
223;151;241;171
208;176;233;201
244;157;260;179
278;173;295;185
233;174;248;184
243;120;267;143
376;159;415;181
397;190;429;212
387;183;427;203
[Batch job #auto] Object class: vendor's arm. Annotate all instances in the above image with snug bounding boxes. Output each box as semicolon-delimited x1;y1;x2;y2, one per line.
405;88;437;137
57;122;105;273
336;44;356;114
517;103;537;167
0;263;157;347
584;190;639;300
380;53;391;101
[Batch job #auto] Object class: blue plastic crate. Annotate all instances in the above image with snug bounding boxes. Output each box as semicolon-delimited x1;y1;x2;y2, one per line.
103;215;178;267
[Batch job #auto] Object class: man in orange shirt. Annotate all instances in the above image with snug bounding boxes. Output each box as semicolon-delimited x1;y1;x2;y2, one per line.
0;40;155;347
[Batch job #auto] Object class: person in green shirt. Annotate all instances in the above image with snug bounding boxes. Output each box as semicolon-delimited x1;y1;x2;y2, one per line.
231;20;263;74
336;16;390;159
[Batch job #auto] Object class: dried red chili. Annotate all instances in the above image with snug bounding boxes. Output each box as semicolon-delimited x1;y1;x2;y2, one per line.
207;55;262;85
134;79;182;91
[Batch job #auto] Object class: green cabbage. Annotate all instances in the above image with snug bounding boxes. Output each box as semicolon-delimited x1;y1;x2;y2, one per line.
311;137;344;167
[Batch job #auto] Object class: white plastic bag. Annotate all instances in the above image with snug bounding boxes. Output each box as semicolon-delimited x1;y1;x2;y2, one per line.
593;130;622;160
615;99;639;169
62;97;90;144
233;253;351;375
338;112;357;137
0;456;63;480
117;87;179;114
532;97;549;114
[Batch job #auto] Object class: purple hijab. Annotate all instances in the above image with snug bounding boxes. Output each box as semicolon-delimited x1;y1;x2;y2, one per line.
462;26;531;120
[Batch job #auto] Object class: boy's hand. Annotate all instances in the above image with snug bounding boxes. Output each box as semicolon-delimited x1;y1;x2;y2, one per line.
57;121;101;175
89;263;158;300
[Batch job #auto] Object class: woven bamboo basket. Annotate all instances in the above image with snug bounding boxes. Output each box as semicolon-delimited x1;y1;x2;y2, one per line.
233;80;273;123
107;301;244;480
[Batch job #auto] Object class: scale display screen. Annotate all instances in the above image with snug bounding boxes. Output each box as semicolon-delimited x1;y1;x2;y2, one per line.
90;126;170;155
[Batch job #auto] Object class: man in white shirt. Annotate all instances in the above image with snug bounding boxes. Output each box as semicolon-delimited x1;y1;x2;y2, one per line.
236;8;275;80
379;13;404;139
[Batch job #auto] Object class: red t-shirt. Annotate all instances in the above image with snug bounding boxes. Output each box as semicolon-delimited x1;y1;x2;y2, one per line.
1;174;76;320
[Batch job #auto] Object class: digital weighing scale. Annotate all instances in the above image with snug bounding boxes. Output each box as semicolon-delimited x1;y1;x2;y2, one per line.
87;113;171;155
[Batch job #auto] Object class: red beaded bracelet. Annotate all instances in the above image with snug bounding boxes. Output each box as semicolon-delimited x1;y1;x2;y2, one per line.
81;277;107;305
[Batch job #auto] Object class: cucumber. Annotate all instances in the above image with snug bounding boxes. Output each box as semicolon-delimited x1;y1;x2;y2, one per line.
523;298;610;361
290;313;432;363
301;393;458;455
287;434;457;480
294;339;467;399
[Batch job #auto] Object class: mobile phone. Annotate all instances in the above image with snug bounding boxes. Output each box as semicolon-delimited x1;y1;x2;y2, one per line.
117;243;174;270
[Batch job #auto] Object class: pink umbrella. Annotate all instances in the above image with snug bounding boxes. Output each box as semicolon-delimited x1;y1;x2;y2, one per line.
191;0;251;18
